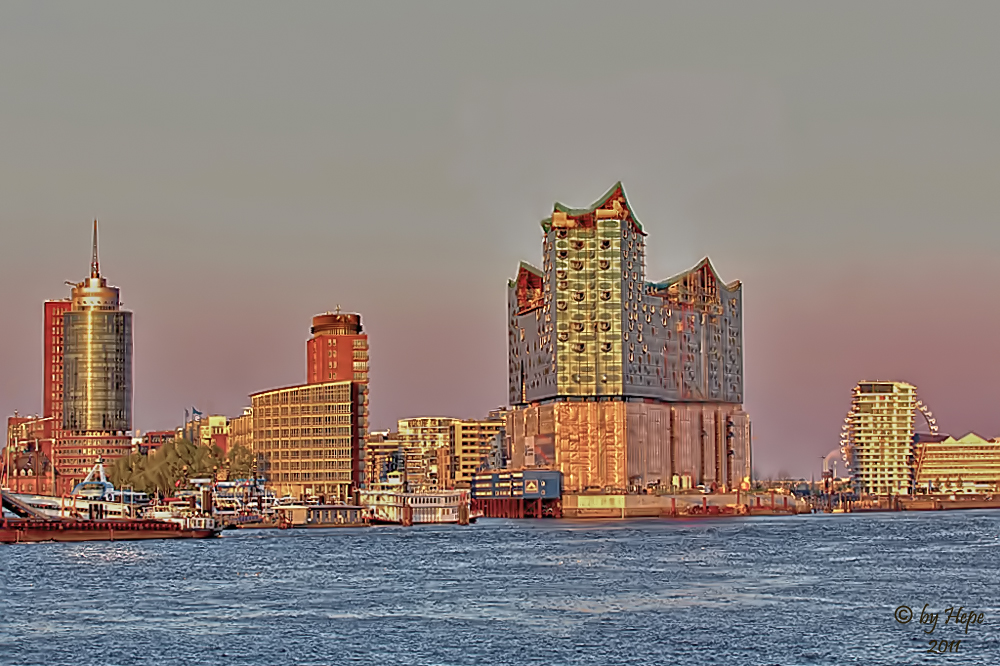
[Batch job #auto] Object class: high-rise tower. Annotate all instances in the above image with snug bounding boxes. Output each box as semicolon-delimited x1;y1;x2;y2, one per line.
63;220;133;433
843;381;920;496
306;309;368;387
506;183;751;496
52;221;133;489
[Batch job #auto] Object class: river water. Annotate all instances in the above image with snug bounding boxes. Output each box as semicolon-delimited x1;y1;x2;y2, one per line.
2;511;999;665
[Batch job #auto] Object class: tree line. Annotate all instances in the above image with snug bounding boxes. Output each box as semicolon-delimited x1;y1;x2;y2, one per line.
107;438;254;495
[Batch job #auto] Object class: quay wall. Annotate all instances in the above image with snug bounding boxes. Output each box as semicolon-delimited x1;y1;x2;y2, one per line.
561;493;806;519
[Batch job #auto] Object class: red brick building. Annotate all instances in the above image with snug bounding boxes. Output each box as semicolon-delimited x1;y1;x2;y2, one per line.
306;310;369;386
42;299;71;441
3;415;56;494
140;430;175;454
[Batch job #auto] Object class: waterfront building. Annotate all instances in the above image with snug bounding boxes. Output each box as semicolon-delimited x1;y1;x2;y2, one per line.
306;310;369;386
49;222;133;492
843;381;919;496
396;417;459;490
229;408;254;452
42;299;72;442
251;381;367;502
3;414;55;494
435;444;453;490
190;414;229;450
914;433;1000;494
251;310;371;500
485;428;507;471
506;183;751;495
364;431;404;489
139;430;175;455
445;418;505;489
3;224;134;494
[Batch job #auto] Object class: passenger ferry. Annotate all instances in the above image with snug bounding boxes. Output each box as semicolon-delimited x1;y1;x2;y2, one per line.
10;459;149;521
274;504;368;528
142;504;219;532
359;489;471;525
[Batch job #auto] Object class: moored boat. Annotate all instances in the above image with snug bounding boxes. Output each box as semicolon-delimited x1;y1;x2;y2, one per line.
8;459;149;521
274;503;369;528
0;516;221;543
359;489;471;525
1;490;221;543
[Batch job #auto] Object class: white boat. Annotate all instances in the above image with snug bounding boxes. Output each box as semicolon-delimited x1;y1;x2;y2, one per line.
359;489;471;525
142;506;219;532
10;459;149;521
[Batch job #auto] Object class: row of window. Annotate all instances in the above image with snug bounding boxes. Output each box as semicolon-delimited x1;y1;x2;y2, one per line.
257;416;344;427
268;472;352;482
256;404;354;418
266;460;353;471
263;448;353;458
252;386;353;406
259;426;353;438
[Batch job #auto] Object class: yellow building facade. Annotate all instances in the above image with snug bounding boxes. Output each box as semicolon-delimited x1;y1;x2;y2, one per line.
251;381;363;502
229;408;253;452
845;381;917;495
446;419;505;489
915;433;1000;494
396;417;458;491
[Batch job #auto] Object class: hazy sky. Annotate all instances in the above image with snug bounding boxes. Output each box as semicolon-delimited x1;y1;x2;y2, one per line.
3;2;1000;477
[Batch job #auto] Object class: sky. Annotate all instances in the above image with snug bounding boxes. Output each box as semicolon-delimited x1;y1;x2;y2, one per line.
2;2;1000;478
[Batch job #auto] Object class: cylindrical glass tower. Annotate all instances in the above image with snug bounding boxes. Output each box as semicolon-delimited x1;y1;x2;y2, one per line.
62;222;134;434
63;310;132;432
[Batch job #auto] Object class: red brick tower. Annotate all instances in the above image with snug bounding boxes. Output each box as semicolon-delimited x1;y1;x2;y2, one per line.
306;308;368;387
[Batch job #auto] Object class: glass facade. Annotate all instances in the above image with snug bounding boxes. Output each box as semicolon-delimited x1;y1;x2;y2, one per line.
63;310;133;433
506;184;752;493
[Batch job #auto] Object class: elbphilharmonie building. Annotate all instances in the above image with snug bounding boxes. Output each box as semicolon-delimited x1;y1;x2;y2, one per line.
506;183;751;494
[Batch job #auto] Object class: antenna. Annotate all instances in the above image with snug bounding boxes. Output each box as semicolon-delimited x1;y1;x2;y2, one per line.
91;219;100;278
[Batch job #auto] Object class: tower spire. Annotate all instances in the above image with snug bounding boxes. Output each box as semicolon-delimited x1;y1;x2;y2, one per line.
91;219;100;278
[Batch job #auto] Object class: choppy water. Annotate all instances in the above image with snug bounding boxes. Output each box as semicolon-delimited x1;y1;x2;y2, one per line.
2;512;999;665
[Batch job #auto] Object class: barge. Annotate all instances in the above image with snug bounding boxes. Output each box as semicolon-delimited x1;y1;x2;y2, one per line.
0;517;221;543
1;491;221;543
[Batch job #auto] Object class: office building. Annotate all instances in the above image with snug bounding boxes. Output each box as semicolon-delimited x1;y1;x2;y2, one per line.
251;380;366;502
50;222;134;491
42;299;72;441
306;310;369;386
251;309;371;500
364;431;404;489
396;417;458;490
444;418;505;489
229;408;254;452
914;433;1000;494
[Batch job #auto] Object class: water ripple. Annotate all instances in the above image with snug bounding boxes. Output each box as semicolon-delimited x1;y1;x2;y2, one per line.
2;512;1000;665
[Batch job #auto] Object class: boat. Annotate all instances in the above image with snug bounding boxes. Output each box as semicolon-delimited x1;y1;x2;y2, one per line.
273;503;369;528
8;459;149;521
359;489;471;525
1;491;221;543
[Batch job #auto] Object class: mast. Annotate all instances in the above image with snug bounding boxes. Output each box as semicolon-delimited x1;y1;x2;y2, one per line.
91;219;100;278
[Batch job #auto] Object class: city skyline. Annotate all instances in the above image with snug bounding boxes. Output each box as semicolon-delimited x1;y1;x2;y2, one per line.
4;3;1000;478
